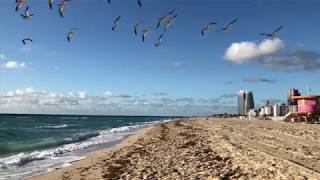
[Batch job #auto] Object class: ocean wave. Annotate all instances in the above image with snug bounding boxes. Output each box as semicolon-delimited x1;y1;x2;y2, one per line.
0;151;51;168
15;116;32;119
37;124;68;129
0;118;172;178
0;132;101;168
0;126;137;168
59;116;88;120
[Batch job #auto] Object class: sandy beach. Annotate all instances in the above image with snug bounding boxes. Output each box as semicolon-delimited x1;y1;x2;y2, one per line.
32;118;320;179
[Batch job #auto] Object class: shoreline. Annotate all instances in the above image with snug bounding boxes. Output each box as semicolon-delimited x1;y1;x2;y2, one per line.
0;118;169;179
32;118;320;179
30;125;154;180
26;134;130;179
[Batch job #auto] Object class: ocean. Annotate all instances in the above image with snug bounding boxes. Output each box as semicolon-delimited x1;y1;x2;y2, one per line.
0;114;171;179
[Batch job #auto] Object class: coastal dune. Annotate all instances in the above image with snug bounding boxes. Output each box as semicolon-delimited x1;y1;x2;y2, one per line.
33;118;320;179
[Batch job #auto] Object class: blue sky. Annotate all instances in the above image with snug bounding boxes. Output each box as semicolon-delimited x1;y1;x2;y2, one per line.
0;0;320;115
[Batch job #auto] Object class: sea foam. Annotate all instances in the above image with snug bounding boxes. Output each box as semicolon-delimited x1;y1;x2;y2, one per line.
0;119;171;179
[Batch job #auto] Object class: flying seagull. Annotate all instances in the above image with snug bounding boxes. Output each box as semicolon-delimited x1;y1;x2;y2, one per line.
22;38;32;45
164;14;177;32
48;0;53;9
15;0;25;12
142;28;151;42
112;16;121;31
133;22;143;36
58;0;69;18
137;0;142;8
167;8;177;16
67;28;77;43
201;22;217;36
21;6;34;20
221;18;237;32
155;34;164;47
156;9;177;29
260;26;283;38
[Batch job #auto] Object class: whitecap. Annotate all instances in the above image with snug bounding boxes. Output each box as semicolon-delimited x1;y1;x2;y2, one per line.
37;124;68;129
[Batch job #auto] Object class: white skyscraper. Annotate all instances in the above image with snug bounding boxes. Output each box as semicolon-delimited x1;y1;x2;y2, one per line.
238;90;254;115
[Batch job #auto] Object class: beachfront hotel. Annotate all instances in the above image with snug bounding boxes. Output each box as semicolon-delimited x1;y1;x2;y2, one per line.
238;90;254;115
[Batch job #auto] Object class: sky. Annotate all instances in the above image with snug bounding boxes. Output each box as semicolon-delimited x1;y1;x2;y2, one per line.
0;0;320;116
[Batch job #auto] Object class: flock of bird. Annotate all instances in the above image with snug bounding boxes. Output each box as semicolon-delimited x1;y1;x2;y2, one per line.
15;0;283;48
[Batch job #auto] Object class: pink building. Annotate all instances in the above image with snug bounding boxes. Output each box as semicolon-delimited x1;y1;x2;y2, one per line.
291;96;320;114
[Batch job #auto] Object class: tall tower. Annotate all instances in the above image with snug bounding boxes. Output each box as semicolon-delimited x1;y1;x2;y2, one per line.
246;91;255;112
287;88;300;113
238;90;254;115
238;90;246;115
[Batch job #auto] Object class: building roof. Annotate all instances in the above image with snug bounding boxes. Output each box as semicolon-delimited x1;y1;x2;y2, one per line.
291;95;320;100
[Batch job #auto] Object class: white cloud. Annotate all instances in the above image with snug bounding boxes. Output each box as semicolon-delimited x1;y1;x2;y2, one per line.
5;87;35;97
0;54;5;60
224;38;284;64
2;61;26;69
104;91;113;97
103;91;132;98
0;88;237;116
78;91;88;99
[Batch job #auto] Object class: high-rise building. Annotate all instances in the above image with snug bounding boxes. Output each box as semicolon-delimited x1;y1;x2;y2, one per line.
288;88;300;113
238;91;245;115
279;103;286;116
273;104;280;117
288;88;300;105
238;90;255;115
266;99;272;107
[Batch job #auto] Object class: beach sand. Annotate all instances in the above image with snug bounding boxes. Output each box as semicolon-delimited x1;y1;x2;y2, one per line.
32;118;320;179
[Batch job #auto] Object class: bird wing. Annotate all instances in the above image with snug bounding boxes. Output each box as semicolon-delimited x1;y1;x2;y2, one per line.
134;25;139;35
137;0;142;7
156;20;161;29
171;14;178;20
67;31;73;39
272;26;282;34
16;3;22;12
49;0;53;9
22;38;32;45
201;28;205;36
59;8;64;17
228;18;238;26
260;33;271;36
168;8;176;15
159;34;164;40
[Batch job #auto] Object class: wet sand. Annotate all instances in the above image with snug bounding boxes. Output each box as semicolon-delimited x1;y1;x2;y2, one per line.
32;118;320;179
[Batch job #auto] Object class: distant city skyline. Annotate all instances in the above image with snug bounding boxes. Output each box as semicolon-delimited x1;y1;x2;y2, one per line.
1;0;320;115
